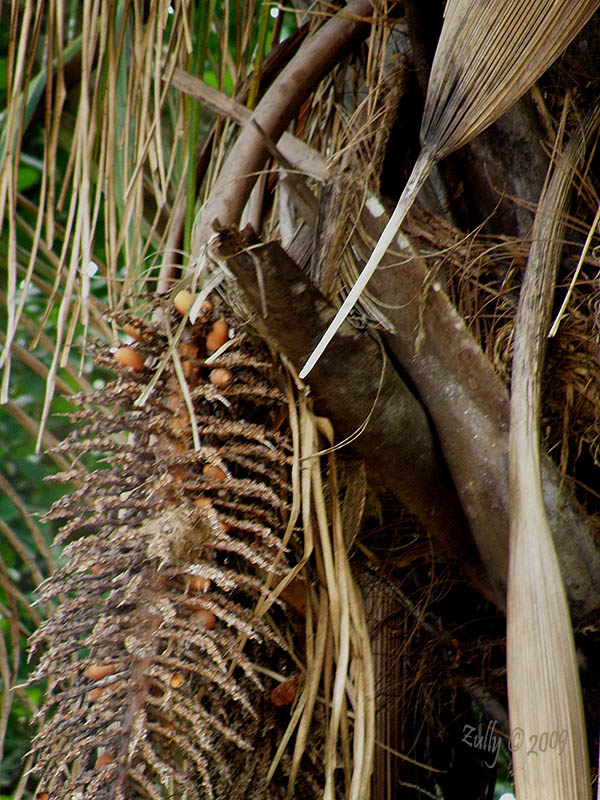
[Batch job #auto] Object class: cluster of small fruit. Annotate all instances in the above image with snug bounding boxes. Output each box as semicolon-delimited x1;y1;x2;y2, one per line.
28;291;307;800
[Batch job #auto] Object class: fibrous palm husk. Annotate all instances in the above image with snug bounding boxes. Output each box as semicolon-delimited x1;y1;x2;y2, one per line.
297;51;600;619
300;0;600;378
507;101;600;800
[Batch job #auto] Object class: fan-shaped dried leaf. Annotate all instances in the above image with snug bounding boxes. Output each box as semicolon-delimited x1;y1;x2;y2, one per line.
301;0;600;377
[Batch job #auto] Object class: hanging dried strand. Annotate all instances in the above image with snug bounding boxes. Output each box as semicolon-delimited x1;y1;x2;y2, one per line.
300;0;600;378
0;1;194;442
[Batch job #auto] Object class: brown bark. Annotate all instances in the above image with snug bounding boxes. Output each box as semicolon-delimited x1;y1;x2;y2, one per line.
192;0;373;249
361;204;600;619
216;225;496;604
216;220;600;620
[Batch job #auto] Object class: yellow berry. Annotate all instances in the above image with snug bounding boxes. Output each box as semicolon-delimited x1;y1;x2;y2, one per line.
209;368;233;388
206;318;228;353
114;346;144;371
203;464;226;482
173;289;192;315
170;671;185;689
84;663;116;681
95;752;113;769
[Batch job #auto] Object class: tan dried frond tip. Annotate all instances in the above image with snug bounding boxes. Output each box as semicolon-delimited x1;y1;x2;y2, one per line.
28;298;324;800
507;103;600;800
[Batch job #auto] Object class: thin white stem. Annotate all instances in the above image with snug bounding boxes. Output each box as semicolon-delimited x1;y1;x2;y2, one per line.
299;150;434;378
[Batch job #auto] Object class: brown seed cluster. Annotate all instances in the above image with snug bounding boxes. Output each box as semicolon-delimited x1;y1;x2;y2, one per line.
28;293;315;800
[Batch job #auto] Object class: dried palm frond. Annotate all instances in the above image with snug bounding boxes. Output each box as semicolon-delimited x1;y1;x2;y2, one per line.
27;284;374;800
0;1;200;441
507;101;600;800
300;0;600;378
